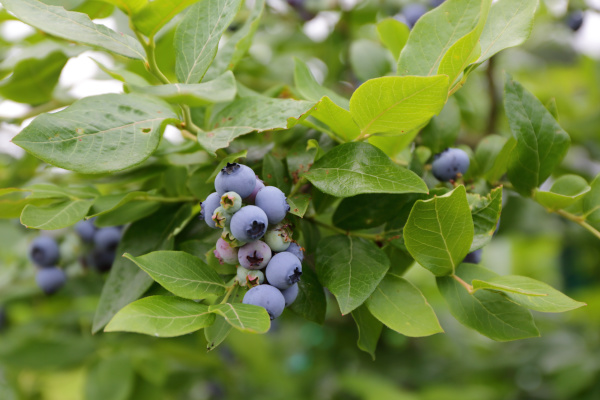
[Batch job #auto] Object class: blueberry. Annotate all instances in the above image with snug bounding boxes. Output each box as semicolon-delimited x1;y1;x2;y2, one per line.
236;267;265;287
242;284;286;320
220;191;242;213
567;11;584;32
265;252;302;290
29;236;60;267
212;206;232;229
93;227;121;252
281;283;299;307
403;4;427;28
264;223;292;252
430;0;445;7
75;219;96;243
91;248;116;272
238;240;272;270
230;206;268;243
255;186;290;225
214;163;256;198
431;148;470;181
35;266;67;295
463;249;482;264
285;242;304;262
244;176;265;204
214;237;239;265
201;192;221;229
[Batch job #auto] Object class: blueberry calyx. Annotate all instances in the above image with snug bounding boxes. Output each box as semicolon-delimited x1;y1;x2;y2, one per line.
246;221;266;239
289;267;302;284
246;251;263;267
222;162;240;175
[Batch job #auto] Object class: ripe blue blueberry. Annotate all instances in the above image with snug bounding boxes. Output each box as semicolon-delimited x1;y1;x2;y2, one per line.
91;248;115;272
567;11;584;32
93;227;121;252
214;237;239;265
29;236;60;267
265;252;302;290
214;163;256;198
264;223;292;252
285;242;304;262
242;284;286;320
403;3;427;27
75;219;96;243
255;186;290;224
220;191;242;213
238;240;272;270
244;176;265;204
201;192;221;229
431;148;470;181
463;249;482;264
281;283;299;307
35;266;67;295
230;205;268;243
430;0;445;7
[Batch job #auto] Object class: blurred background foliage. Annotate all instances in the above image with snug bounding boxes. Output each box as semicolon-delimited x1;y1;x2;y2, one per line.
1;0;600;399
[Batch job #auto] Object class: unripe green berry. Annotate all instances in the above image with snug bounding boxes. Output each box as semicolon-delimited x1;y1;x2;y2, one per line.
212;206;232;229
220;191;242;212
264;222;292;252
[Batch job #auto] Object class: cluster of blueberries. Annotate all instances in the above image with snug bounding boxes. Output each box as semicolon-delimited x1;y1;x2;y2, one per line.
28;220;121;295
201;162;303;320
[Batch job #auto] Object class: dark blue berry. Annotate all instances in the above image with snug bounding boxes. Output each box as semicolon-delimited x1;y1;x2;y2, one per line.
201;192;221;229
93;227;121;252
91;248;116;272
281;283;299;307
431;148;470;181
463;249;482;264
214;163;256;198
285;242;304;262
29;236;60;267
230;206;268;243
265;252;302;290
75;219;96;243
243;284;286;320
255;186;289;225
566;11;584;32
403;4;427;28
35;267;67;295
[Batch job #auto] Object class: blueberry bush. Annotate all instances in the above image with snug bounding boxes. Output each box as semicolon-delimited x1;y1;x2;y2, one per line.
1;0;600;398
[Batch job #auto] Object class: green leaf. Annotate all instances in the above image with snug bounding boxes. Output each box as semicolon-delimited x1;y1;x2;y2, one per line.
404;186;474;276
88;191;147;217
397;0;482;76
21;199;94;230
419;97;461;153
128;72;237;106
205;316;232;351
351;305;383;360
504;75;571;196
24;184;100;200
316;235;389;315
475;134;507;177
262;154;292;193
349;39;392;82
12;94;178;174
198;97;316;154
2;0;145;59
105;296;215;337
472;275;586;313
583;174;600;223
485;136;516;184
304;142;428;198
468;187;502;251
310;96;360;141
204;0;265;81
293;58;349;109
208;303;270;333
84;354;134;400
287;194;310;218
174;0;242;84
92;205;190;333
438;0;491;87
349;76;449;137
0;51;67;105
333;194;408;231
376;18;410;60
477;0;538;63
366;273;443;337
124;251;226;300
289;266;326;324
534;175;591;211
437;263;540;341
97;0;146;16
133;0;201;37
95;201;161;227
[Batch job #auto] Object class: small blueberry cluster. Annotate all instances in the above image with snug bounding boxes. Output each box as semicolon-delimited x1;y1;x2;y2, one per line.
28;221;122;295
201;162;304;320
431;148;470;182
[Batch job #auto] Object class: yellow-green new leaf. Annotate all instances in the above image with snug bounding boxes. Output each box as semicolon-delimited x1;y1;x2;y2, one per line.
534;175;590;211
376;18;410;61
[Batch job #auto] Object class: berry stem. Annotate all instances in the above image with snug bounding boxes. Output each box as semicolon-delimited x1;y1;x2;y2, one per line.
220;281;237;304
452;274;474;294
289;177;307;197
554;209;600;241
